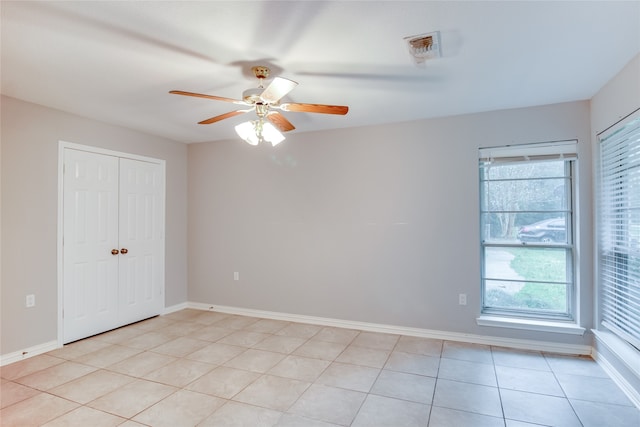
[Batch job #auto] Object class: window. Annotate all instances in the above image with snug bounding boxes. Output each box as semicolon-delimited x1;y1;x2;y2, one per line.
479;141;577;321
598;114;640;350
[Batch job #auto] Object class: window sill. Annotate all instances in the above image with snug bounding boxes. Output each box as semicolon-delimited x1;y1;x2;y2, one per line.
477;315;586;335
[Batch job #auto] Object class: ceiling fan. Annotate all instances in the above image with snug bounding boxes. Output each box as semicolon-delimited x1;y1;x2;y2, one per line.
170;66;349;145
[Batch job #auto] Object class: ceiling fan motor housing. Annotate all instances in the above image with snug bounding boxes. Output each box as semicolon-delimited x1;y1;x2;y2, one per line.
242;87;263;103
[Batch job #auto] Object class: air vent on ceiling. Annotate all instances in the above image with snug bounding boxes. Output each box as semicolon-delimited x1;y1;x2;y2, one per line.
404;31;441;64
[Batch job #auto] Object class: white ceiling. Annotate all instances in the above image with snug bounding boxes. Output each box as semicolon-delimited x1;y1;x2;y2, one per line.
2;1;639;144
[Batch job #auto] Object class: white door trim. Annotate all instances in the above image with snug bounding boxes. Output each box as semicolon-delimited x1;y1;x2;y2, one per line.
57;141;166;347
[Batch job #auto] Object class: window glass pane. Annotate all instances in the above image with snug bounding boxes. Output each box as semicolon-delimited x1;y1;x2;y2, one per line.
484;246;570;313
483;160;565;180
482;177;568;212
484;247;570;283
481;213;569;244
484;280;568;312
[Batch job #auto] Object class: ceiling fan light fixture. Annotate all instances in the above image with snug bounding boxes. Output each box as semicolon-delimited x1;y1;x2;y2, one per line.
235;121;260;145
234;120;285;146
404;31;441;64
172;64;348;146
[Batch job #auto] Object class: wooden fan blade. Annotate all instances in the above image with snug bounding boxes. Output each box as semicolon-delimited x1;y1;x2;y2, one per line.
170;90;247;105
260;77;298;103
198;109;252;125
267;112;296;132
279;102;349;115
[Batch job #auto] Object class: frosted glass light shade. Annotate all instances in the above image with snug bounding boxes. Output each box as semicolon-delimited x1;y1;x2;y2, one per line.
262;122;285;146
235;121;260;145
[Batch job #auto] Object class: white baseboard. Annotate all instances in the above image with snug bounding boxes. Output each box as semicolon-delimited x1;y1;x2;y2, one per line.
0;340;59;367
594;350;640;409
187;302;592;355
592;329;640;408
164;302;189;315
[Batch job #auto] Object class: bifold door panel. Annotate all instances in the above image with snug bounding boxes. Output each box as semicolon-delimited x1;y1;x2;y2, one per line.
118;158;165;326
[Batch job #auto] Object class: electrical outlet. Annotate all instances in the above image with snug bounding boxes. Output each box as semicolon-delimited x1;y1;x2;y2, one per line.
234;272;239;281
26;294;35;308
458;293;467;306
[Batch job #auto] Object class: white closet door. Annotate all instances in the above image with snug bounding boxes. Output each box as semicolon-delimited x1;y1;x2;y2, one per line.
118;158;165;324
63;149;120;343
63;149;165;344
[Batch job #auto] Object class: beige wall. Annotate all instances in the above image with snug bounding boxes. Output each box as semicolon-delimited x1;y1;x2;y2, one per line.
1;96;188;355
591;54;640;134
188;100;593;346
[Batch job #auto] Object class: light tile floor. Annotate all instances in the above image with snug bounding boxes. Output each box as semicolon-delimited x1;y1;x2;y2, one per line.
1;309;639;426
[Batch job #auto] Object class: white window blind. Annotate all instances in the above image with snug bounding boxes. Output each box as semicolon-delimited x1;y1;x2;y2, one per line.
599;113;640;350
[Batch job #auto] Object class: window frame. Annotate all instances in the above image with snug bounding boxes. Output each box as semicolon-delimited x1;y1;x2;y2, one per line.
479;140;578;322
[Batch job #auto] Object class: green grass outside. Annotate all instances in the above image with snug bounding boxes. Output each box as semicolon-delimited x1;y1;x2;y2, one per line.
489;248;568;312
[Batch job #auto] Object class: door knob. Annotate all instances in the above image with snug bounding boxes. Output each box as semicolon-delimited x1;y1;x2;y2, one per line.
111;249;119;255
120;248;128;254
